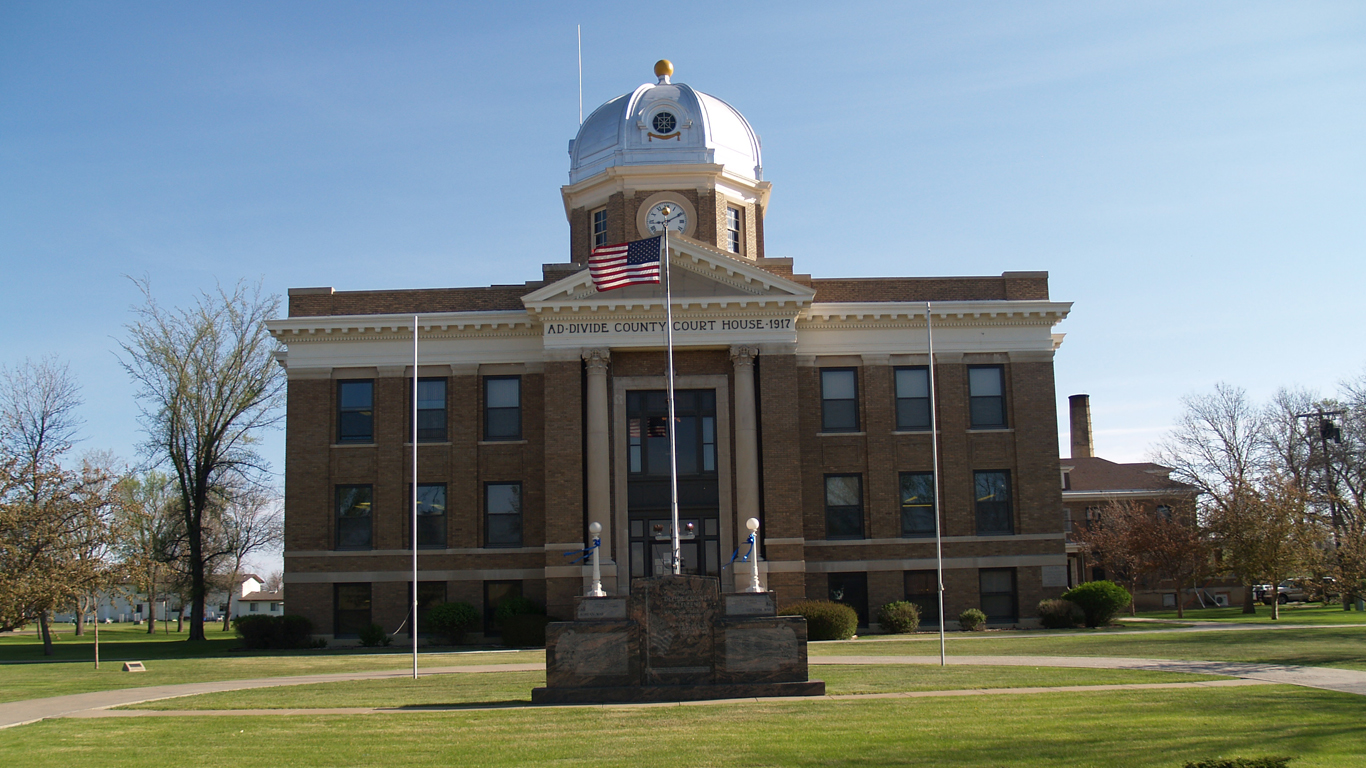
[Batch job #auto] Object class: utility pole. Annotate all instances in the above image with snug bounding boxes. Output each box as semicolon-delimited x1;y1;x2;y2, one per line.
1296;409;1344;545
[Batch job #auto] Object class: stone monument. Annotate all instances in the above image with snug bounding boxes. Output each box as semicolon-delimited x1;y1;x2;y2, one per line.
532;575;824;704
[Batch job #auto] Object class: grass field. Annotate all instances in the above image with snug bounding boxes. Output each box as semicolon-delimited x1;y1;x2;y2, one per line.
119;665;1230;710
9;686;1361;767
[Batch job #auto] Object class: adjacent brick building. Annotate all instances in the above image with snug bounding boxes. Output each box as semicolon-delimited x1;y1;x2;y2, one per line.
268;62;1075;641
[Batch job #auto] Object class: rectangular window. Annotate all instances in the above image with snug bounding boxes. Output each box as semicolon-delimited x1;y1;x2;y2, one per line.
828;572;869;627
900;472;936;537
894;366;931;430
336;485;373;550
249;602;258;612
484;376;521;440
483;580;522;636
726;206;742;254
968;366;1006;428
820;368;859;432
979;568;1017;622
337;380;374;443
974;471;1013;535
592;208;608;248
825;474;864;539
905;570;940;627
334;583;371;638
412;483;447;548
408;581;447;638
485;482;523;547
411;378;447;442
270;602;280;612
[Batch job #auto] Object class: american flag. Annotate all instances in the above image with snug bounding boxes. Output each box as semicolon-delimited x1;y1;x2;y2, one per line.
589;236;663;291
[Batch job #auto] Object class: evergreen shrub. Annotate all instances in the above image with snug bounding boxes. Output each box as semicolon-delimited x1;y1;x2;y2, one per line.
426;601;479;645
958;608;987;631
232;614;315;650
358;622;392;647
494;596;545;625
784;600;858;640
499;614;555;647
877;601;921;634
1061;581;1132;627
1037;598;1085;629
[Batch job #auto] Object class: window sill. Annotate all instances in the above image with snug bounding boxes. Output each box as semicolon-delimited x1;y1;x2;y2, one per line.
891;430;935;436
332;442;376;449
976;531;1016;537
404;442;453;447
966;428;1014;434
479;439;528;446
817;431;865;437
823;536;867;542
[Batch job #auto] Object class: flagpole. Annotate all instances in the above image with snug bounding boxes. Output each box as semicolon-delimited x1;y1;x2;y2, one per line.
927;301;945;667
662;211;681;575
412;314;419;680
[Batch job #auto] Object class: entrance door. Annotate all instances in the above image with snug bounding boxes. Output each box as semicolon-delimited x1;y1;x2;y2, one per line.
626;389;720;580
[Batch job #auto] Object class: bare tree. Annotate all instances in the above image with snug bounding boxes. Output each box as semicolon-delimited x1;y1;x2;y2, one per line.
119;278;285;642
1136;505;1210;619
263;569;283;592
0;460;118;653
0;357;87;650
208;483;283;631
0;356;84;479
1073;500;1147;614
113;470;180;634
1155;384;1266;613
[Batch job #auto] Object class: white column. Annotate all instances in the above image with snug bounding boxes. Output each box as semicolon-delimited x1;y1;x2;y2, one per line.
731;345;760;588
583;349;613;578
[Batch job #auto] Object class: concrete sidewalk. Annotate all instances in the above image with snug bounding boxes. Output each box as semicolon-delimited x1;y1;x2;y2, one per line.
808;656;1366;696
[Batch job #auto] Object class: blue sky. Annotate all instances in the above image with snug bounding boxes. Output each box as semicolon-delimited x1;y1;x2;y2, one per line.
3;1;1363;482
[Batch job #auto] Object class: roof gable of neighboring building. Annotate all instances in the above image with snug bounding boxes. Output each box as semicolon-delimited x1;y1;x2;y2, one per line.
1062;457;1197;496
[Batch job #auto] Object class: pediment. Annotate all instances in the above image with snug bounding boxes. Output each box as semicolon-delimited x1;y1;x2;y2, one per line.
521;235;815;315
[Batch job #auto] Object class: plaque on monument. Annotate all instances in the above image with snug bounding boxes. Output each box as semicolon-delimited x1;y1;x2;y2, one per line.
576;597;627;620
632;576;718;684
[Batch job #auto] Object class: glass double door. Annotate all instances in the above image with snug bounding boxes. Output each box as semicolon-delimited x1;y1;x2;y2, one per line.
628;514;720;578
625;389;721;580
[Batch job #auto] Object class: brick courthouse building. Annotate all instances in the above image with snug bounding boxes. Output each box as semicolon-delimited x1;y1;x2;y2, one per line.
268;63;1074;641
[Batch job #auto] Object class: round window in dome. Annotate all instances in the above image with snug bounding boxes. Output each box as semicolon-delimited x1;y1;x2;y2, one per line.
652;112;677;134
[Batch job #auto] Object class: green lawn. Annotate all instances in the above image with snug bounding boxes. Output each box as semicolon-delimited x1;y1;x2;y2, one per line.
8;687;1361;767
811;626;1366;670
120;665;1229;710
1124;604;1366;625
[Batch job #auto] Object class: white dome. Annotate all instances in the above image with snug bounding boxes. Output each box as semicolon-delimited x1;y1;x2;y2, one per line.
568;79;762;185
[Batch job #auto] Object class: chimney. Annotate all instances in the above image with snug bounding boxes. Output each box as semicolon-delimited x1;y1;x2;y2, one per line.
1069;394;1093;459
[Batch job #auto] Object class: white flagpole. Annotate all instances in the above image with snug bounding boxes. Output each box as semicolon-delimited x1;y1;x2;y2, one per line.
927;302;946;666
412;314;419;680
662;214;681;575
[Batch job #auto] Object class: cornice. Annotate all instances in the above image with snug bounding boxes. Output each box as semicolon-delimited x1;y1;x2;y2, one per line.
561;163;772;218
799;301;1072;330
266;311;538;343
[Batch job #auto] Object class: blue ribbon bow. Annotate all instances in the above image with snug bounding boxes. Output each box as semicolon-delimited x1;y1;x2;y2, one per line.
722;532;756;571
563;537;601;565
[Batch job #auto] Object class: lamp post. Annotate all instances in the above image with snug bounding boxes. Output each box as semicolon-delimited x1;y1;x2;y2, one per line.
587;522;607;597
746;517;763;593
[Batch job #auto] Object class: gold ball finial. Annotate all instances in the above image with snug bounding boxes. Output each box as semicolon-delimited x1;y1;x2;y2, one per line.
654;59;674;78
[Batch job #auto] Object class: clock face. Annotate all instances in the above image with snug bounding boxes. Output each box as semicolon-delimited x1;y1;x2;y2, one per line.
644;201;688;235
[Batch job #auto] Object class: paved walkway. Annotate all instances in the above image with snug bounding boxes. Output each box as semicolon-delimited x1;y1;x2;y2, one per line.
4;654;1364;729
